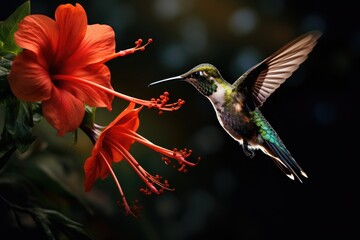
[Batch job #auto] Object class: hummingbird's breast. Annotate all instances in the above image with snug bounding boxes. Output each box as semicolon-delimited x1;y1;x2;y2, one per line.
209;91;257;143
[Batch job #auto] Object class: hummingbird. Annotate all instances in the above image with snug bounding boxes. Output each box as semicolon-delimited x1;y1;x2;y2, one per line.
149;31;321;182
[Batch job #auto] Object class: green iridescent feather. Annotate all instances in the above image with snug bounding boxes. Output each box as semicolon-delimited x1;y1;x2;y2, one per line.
250;109;285;150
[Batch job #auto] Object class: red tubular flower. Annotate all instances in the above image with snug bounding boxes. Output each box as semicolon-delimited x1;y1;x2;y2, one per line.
8;3;182;136
82;102;198;216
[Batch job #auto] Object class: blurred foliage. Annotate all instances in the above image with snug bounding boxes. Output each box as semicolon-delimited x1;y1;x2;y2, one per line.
0;144;93;239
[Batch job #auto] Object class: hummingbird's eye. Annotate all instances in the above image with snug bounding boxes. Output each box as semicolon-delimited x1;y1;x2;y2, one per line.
191;71;203;79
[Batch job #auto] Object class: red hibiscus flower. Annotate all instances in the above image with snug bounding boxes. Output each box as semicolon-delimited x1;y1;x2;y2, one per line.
82;102;198;216
7;2;193;217
7;3;161;136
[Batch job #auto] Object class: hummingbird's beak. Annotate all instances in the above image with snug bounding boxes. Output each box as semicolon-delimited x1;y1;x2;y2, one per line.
148;76;184;87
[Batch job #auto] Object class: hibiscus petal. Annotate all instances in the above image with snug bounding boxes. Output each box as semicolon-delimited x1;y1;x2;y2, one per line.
106;102;140;130
101;136;126;163
90;103;140;163
42;87;85;136
110;107;141;139
98;150;113;179
106;102;136;129
103;104;141;162
59;64;114;110
84;132;107;191
66;24;116;66
84;155;100;192
8;50;52;102
85;145;112;185
14;14;58;68
55;3;87;63
114;109;141;131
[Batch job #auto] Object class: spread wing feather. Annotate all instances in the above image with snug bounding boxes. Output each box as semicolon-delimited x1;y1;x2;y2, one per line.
233;31;321;109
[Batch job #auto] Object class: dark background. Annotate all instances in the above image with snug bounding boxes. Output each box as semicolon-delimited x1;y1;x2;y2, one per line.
1;0;358;239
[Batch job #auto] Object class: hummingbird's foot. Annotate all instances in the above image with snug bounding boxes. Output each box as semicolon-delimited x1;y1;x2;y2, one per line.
242;142;255;158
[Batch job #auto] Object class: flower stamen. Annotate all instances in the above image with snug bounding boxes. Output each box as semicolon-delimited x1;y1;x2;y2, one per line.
101;38;153;63
99;152;135;217
51;74;184;112
111;140;173;195
120;128;199;167
149;91;185;114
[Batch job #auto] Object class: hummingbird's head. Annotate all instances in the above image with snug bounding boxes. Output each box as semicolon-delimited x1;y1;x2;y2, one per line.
149;63;223;96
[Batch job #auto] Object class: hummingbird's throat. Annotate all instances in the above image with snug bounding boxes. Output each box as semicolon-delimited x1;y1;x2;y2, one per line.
190;79;218;96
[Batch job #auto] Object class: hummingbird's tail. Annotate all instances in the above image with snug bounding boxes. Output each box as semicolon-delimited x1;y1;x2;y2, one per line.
251;110;307;182
263;139;308;182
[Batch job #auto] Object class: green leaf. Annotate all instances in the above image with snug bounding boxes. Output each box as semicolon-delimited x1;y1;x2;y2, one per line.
0;55;14;101
31;101;43;124
0;1;30;102
37;209;93;240
0;196;92;240
0;55;12;76
0;1;30;55
5;99;35;152
34;156;93;214
0;98;41;168
0;155;93;240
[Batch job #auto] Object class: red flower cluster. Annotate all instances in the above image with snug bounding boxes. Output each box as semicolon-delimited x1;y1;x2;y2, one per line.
82;102;197;216
8;3;197;216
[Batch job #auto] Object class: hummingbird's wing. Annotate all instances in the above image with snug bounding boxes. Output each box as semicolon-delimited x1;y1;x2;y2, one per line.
233;31;321;109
